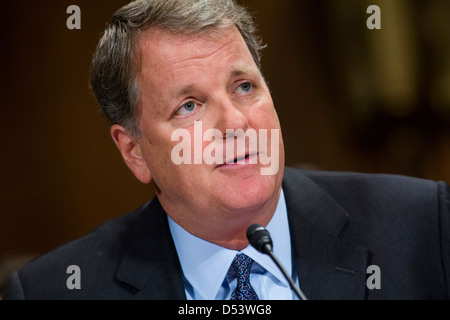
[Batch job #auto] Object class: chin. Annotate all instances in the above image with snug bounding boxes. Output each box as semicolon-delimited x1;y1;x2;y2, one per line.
218;174;280;213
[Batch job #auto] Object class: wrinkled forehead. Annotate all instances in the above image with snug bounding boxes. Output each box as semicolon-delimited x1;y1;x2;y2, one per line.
135;24;244;70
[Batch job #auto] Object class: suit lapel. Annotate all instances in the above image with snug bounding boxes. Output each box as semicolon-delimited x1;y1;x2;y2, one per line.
283;168;369;300
115;198;186;299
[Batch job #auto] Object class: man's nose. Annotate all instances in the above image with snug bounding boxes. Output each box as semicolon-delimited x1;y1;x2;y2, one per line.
212;95;249;139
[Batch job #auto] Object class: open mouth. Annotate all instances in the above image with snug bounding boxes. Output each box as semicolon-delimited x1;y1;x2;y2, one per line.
219;153;258;167
227;154;248;164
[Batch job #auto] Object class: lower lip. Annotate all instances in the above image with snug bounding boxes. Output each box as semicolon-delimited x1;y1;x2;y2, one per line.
218;154;259;169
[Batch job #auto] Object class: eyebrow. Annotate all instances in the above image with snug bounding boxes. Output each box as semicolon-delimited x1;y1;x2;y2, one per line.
230;67;255;78
173;84;196;100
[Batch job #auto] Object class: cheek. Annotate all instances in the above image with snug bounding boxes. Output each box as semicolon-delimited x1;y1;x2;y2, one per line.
139;126;176;171
248;98;280;130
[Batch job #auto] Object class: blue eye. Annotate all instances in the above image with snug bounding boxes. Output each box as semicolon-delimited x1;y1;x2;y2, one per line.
235;82;253;94
175;101;198;116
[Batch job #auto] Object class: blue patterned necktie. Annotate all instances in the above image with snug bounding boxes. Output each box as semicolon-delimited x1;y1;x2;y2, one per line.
230;253;259;300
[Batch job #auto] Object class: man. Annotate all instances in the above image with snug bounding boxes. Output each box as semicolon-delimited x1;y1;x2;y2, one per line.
3;0;450;300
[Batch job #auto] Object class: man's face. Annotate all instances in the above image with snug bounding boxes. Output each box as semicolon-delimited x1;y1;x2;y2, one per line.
130;25;284;235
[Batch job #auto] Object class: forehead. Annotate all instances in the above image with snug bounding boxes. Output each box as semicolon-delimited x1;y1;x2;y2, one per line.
136;25;256;80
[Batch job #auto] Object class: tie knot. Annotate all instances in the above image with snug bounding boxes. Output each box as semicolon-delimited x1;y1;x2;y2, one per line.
232;253;254;277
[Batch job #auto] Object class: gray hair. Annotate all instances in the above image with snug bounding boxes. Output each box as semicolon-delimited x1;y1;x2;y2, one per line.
90;0;265;136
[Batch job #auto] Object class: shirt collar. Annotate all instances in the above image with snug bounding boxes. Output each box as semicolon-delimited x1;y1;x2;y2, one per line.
167;188;292;300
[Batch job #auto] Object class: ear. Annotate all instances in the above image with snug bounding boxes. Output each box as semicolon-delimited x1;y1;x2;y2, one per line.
110;124;152;184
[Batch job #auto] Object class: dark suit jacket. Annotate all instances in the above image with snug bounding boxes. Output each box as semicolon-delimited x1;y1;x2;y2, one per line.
4;167;450;299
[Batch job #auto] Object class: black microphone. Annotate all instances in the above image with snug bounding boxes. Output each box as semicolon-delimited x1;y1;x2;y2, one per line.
247;224;308;300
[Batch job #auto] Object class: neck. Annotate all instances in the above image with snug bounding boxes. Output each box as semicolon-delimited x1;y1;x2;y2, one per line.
162;188;281;251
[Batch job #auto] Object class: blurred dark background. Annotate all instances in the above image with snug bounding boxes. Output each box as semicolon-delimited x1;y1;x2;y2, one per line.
1;0;449;289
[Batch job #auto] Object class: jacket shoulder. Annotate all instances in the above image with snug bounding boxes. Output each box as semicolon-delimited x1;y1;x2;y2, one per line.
283;167;450;299
3;201;150;300
284;167;438;204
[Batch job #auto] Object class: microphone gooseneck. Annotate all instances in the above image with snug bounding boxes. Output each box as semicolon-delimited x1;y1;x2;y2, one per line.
246;224;308;300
